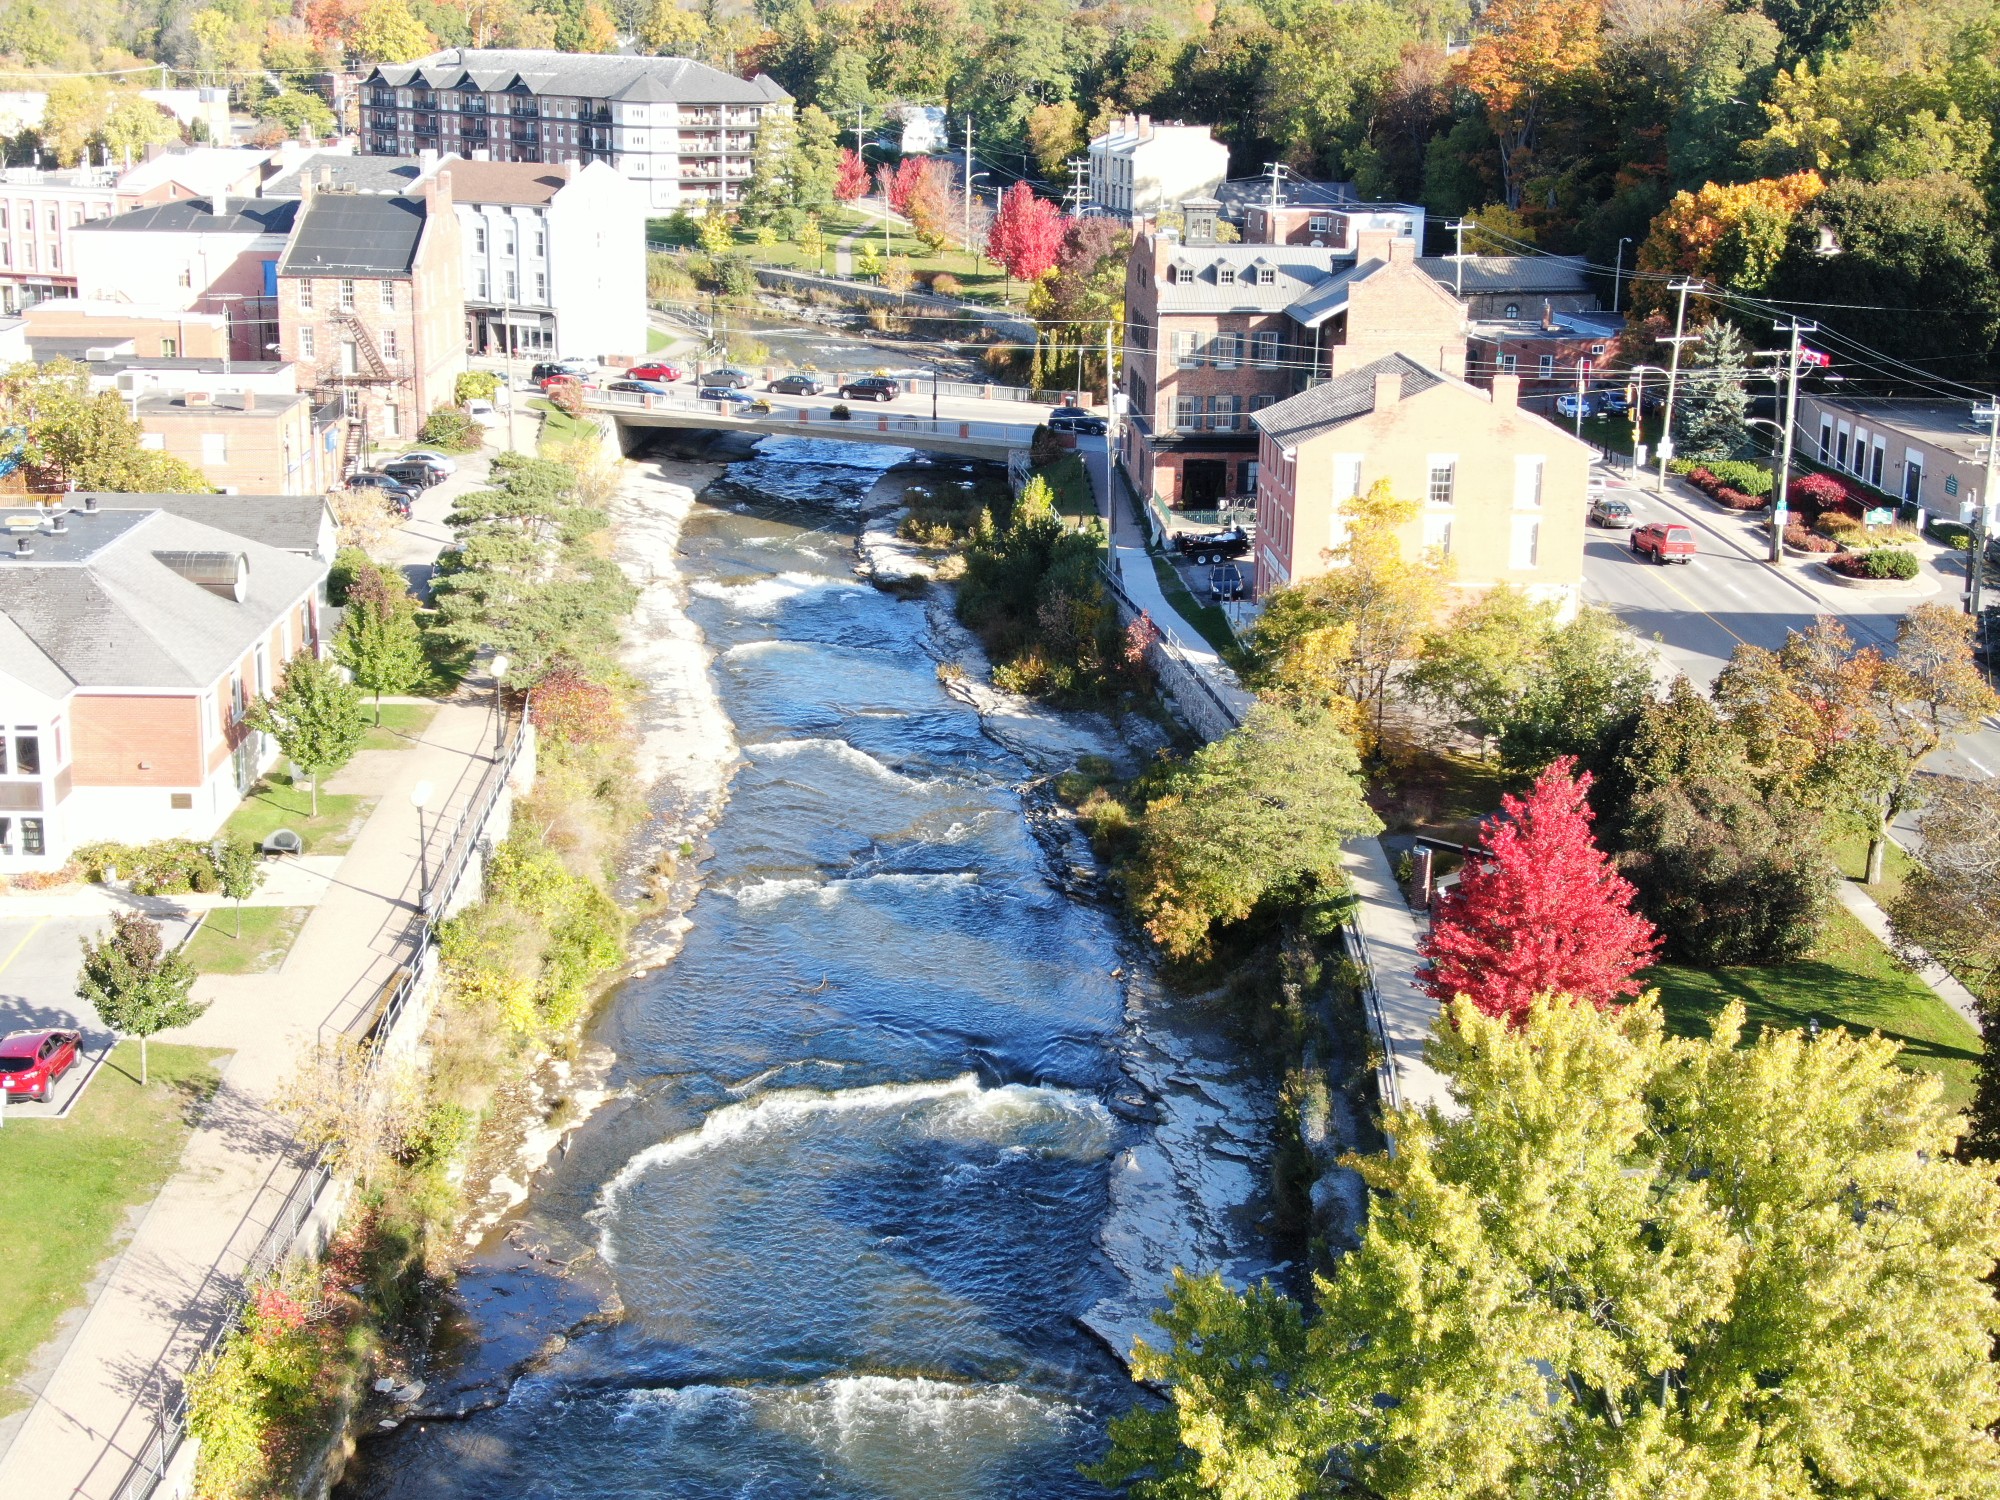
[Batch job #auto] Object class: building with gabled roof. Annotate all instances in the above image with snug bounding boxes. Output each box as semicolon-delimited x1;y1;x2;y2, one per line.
359;49;791;210
0;496;329;869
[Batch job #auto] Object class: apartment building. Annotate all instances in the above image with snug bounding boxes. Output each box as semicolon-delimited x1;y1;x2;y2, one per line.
448;157;645;360
0;497;328;871
275;172;465;458
358;49;791;210
1089;116;1229;221
1121;205;1467;511
135;389;332;495
1251;363;1590;609
0;166;121;313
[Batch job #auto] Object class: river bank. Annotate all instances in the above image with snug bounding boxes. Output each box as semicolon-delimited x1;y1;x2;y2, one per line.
334;434;1288;1498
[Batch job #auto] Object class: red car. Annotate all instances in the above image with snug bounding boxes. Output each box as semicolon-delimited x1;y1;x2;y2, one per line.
628;361;683;384
0;1029;81;1102
1631;521;1698;565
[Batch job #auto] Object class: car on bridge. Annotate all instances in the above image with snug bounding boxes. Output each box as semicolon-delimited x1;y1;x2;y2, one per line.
531;359;594;384
1;1028;82;1103
703;367;755;389
699;386;760;407
607;378;676;397
628;361;683;383
769;374;827;396
839;376;901;402
1048;410;1107;436
1631;520;1698;564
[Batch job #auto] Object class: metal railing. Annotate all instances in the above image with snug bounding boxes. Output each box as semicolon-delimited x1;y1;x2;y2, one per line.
1098;560;1246;733
584;387;1040;447
1343;919;1405;1122
109;705;532;1500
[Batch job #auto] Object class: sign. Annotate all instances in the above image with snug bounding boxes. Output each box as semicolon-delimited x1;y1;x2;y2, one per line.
1864;507;1894;526
1945;474;1960;496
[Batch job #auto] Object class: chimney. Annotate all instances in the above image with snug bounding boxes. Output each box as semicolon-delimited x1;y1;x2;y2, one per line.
420;147;438;173
1373;370;1403;410
213;188;228;218
561;160;576;182
1388;235;1414;265
242;390;256;411
186;390;212;406
1542;300;1556;331
1356;227;1392;264
1138;113;1152;139
1492;372;1520;409
424;166;454;211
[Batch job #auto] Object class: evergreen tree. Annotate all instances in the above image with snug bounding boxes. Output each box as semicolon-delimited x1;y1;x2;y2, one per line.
1673;319;1752;461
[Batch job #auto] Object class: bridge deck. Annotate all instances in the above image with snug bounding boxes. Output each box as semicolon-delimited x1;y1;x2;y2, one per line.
587;389;1042;458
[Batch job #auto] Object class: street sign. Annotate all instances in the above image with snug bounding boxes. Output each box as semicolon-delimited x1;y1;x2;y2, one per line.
1864;507;1893;526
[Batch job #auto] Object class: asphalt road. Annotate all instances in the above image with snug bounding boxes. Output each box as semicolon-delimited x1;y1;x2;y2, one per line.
1583;468;2000;787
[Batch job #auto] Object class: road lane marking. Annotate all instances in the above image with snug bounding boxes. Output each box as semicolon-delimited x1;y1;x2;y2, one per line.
1634;561;1750;646
1966;754;1992;777
0;917;48;981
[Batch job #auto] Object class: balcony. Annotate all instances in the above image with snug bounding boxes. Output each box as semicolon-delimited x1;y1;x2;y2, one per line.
367;89;395;108
510;125;539;143
413;118;439;137
510;102;539;117
680;161;723;180
462;97;487;114
679;111;719;126
368;112;396;130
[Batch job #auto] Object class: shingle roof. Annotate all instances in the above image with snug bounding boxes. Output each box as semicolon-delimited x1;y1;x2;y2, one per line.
1417;254;1592;296
0;508;324;690
260;152;426;198
116;147;274;198
280;195;427;277
1155;244;1351;314
369;49;790;105
82;197;298;236
87;494;332;556
440;159;568;205
1251;354;1448;448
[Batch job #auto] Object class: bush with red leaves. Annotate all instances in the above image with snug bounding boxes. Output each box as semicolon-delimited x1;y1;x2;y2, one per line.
530;663;618;745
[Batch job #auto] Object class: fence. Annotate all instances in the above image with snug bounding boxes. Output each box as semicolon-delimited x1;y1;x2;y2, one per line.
1099;561;1246;741
1342;919;1404;1120
110;706;532;1500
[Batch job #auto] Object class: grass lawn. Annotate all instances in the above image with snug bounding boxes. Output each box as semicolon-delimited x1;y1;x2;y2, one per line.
1041;452;1099;524
1649;904;1982;1109
529;396;603;455
182;907;309;975
358;701;437;751
222;773;373;857
1147;550;1238;657
0;1042;225;1414
1830;829;1917;904
1373;748;1524;845
647;326;670;352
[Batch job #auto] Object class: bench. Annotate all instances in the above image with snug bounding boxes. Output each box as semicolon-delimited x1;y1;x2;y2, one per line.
261;829;303;858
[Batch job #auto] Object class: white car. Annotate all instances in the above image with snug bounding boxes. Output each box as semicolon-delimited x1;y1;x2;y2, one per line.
395;449;459;475
464;399;502;429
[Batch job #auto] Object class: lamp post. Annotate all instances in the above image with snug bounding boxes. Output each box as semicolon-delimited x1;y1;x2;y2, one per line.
491;653;511;756
410;779;434;906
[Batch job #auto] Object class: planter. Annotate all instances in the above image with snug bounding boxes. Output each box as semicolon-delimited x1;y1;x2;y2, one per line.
1811;561;1938;594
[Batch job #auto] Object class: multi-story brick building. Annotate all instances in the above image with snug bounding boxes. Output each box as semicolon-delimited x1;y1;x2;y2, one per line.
275;171;465;465
1121;205;1468;512
358;49;791;211
0;165;120;313
1465;309;1627;414
22;300;231;360
1250;363;1591;610
0;495;328;871
1416;254;1598;320
134;388;332;496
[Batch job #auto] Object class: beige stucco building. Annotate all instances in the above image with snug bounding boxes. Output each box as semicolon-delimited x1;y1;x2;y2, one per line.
1251;363;1592;612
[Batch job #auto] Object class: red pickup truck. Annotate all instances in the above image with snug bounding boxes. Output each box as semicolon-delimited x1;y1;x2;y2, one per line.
1630;521;1698;564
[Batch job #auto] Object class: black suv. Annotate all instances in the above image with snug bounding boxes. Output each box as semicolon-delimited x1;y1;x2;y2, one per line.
378;456;448;489
839;376;901;402
1172;526;1251;564
347;472;417;515
1047;409;1106;436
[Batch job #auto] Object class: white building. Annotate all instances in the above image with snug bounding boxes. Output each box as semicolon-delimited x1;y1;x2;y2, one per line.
359;49;791;212
900;105;949;157
446;157;645;360
1088;115;1229;222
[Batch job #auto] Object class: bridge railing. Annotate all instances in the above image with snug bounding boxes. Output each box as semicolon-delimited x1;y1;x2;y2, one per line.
585;387;1042;446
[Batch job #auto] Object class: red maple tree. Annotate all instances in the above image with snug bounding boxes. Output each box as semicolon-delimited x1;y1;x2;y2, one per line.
834;149;868;203
1418;757;1658;1022
986;181;1067;282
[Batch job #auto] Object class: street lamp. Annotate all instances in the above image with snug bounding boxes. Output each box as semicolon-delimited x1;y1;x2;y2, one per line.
410;779;434;903
491;654;511;755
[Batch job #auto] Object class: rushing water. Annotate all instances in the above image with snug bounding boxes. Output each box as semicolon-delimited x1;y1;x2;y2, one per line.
337;436;1238;1500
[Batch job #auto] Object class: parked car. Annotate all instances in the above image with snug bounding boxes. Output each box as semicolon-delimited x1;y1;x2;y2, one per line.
839;376;901;402
1172;526;1252;564
1588;495;1637;528
347;472;418;514
628;361;683;383
393;449;457;476
464;398;502;429
1048;409;1107;436
1208;562;1245;601
705;367;754;389
700;386;758;406
1555;392;1602;419
1631;520;1698;563
530;359;594;383
769;373;826;396
378;456;449;489
606;378;675;396
0;1028;81;1103
1595;389;1631;414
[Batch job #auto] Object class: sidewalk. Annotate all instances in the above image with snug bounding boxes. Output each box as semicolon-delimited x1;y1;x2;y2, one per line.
0;697;500;1500
1342;838;1459;1119
1834;877;1982;1031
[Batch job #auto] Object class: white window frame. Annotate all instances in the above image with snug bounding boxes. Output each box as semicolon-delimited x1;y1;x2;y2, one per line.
1427;455;1458;508
1514;455;1545;509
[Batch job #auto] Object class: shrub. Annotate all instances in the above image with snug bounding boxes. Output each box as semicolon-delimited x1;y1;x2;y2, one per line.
73;839;222;894
1782;523;1838;553
1712;487;1763;511
417;404;482;452
1930;518;1974;549
931;272;962;297
1865;548;1920;579
1683;466;1720;495
453;370;501;405
327;545;371;606
830;403;852;420
1030;425;1065;467
1815;510;1862;539
1785;471;1854;516
712;253;756;298
546;379;588;419
1704;459;1773;497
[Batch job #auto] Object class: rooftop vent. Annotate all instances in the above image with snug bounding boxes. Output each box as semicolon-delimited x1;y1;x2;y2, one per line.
154;549;250;602
81;495;99;513
14;536;30;556
45;514;66;534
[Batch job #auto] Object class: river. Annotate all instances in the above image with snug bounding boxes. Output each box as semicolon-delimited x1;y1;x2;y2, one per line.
336;435;1279;1500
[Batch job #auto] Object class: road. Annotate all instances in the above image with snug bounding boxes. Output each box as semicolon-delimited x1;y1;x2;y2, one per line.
1583;468;2000;786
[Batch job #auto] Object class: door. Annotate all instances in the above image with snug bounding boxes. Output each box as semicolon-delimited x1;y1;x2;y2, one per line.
1182;460;1227;508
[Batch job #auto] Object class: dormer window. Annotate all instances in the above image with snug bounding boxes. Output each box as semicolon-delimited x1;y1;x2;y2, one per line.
1217;264;1236;285
1257;266;1276;285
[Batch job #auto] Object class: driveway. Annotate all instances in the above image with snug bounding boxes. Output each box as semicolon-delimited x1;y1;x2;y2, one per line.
0;916;115;1120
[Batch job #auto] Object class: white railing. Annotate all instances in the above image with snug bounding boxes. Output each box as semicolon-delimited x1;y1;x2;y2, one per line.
583;387;1041;447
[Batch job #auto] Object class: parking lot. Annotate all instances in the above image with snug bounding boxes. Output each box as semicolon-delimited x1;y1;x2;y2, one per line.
0;916;117;1119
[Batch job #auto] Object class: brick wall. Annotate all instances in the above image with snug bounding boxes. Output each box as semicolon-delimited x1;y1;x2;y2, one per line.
70;694;203;787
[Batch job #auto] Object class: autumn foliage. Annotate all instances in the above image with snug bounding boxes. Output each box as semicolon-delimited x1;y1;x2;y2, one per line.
834;148;868;202
530;663;618;745
986;181;1068;282
1420;758;1659;1021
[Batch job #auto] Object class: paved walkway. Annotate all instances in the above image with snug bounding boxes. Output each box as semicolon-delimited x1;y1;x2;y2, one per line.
0;696;501;1500
1342;838;1459;1121
1834;875;1982;1030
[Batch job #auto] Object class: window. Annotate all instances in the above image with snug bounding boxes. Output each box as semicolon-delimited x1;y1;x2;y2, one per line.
1217;264;1236;285
534;272;547;301
1212;332;1240;369
382;329;399;360
474;224;487;253
14;733;39;776
44;208;54;231
178;267;193;288
1590;343;1606;355
1332;455;1363;505
1251;332;1280;367
1243;460;1259;495
503;229;516;256
0;208;7;229
1176;397;1198;431
534;230;545;257
1871;441;1886;487
1514;455;1544;508
46;243;57;270
1819;420;1833;461
1537;354;1554;378
1257;266;1275;285
1851;427;1868;475
1499;353;1517;374
339;279;355;310
1836;427;1849;467
160;338;176;357
1427;458;1457;507
299;326;314;359
1309;214;1333;232
1251;393;1275;411
0;245;9;268
476;270;489;299
384;403;401;438
1511;515;1541;570
1173;331;1199;369
381;281;397;310
1423;515;1453;556
1211;394;1240;430
340;338;358;375
299;279;313;309
1505;303;1521;319
20;818;41;856
201;433;227;465
0;818;9;852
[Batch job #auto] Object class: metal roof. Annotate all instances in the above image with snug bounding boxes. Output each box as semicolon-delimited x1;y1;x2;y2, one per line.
1417;255;1593;296
260;152;426;198
81;197;298;236
1154;243;1352;315
279;194;427;277
87;494;333;556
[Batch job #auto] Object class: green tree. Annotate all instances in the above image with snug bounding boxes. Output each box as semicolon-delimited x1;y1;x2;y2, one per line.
333;563;430;721
0;360;210;492
1672;319;1751;461
1095;994;2000;1499
211;836;263;939
253;88;336;141
697;205;736;255
1496;605;1656;773
638;0;709;55
1128;700;1382;960
1259;0;1415;177
101;96;182;161
797;213;827;270
1408;584;1561;741
36;78;108;167
244;652;367;816
351;0;435;63
77;911;205;1086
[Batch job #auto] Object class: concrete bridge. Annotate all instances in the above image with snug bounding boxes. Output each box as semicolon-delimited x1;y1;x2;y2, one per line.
590;387;1044;460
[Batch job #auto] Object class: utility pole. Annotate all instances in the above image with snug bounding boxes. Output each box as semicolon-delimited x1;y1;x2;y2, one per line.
1655;278;1701;495
1573;360;1585;438
1262;160;1287;221
1445;218;1474;296
1103;320;1117;528
1766;317;1818;564
961;115;973;252
1063;156;1090;217
1971;399;1998;618
1612;237;1632;314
